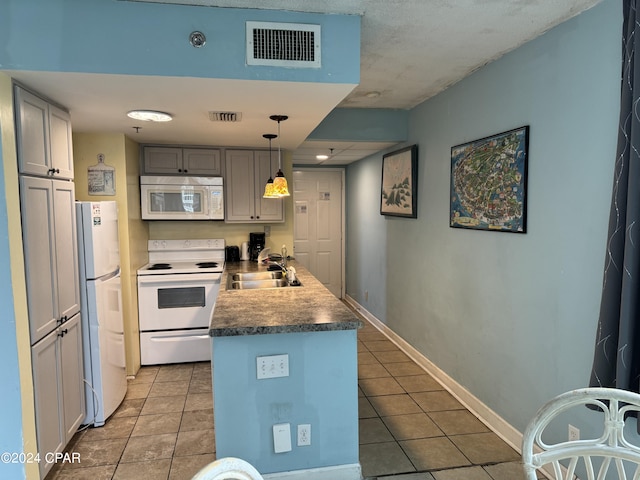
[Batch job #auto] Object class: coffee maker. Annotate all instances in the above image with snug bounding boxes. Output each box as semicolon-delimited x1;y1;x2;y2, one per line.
249;232;266;262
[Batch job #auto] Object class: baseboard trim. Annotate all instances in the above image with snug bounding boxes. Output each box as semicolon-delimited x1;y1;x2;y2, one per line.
345;295;523;454
262;463;361;480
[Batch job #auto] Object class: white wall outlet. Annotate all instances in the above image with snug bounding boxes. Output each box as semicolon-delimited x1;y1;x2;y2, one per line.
273;423;292;453
568;424;580;441
297;424;311;446
257;354;289;379
264;225;271;237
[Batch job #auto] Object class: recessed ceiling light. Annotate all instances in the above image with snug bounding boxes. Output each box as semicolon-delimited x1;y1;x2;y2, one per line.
365;91;381;98
127;110;173;122
316;154;329;160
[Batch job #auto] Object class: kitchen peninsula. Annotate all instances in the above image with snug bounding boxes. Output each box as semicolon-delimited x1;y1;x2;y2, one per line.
209;260;362;480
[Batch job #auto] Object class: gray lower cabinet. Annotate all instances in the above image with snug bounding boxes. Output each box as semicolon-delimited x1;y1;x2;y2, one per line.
31;313;85;479
224;149;284;223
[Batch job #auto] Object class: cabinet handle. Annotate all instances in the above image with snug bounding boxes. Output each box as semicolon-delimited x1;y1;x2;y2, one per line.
58;329;68;338
47;168;60;175
184;169;188;173
57;315;67;325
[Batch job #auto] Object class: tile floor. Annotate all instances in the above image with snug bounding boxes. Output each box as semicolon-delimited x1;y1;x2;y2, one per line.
46;316;533;480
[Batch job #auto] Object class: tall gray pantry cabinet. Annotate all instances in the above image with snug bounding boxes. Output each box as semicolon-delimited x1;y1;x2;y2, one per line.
15;85;85;479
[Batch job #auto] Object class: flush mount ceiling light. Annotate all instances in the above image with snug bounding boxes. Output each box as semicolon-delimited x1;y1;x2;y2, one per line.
316;148;334;162
126;110;173;122
365;91;381;98
269;114;290;197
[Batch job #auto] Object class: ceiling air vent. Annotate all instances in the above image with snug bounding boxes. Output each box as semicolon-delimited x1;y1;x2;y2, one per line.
209;111;242;122
246;21;321;68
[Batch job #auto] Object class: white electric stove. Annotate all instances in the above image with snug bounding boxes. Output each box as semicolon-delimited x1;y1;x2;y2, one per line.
137;239;225;365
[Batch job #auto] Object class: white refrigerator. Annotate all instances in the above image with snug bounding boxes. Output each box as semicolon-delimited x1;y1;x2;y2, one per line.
76;201;127;427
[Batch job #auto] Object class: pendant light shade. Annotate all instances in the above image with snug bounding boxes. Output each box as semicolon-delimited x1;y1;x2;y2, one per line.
269;115;290;197
262;133;279;198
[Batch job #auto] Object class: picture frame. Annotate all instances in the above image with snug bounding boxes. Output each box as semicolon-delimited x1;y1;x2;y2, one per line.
380;145;418;218
450;126;529;233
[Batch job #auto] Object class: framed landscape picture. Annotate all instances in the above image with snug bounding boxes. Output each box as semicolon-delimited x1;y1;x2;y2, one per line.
380;145;418;218
450;126;529;233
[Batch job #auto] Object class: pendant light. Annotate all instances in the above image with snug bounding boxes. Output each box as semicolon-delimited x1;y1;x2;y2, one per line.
269;114;290;197
263;133;278;198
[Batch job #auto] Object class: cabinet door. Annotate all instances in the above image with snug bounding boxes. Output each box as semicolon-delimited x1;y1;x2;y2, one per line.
15;86;50;177
225;150;256;222
183;148;222;175
60;313;85;443
49;104;74;179
143;147;184;174
20;176;58;344
31;330;64;478
254;150;284;222
53;179;81;322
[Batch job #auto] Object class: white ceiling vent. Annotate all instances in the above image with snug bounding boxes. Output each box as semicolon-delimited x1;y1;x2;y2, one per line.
246;21;321;68
208;111;242;122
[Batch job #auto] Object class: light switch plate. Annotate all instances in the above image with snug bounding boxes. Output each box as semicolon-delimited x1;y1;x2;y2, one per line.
257;354;289;379
273;423;292;453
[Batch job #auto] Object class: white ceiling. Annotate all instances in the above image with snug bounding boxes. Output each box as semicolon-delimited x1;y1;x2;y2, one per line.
7;0;602;165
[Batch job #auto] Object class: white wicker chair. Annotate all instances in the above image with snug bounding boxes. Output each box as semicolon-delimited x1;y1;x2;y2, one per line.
191;457;264;480
522;388;640;480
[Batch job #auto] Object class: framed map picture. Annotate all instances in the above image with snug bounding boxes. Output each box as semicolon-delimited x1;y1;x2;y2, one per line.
450;126;529;233
381;145;418;218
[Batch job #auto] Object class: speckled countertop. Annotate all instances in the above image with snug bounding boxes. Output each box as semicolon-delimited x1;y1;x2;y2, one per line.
209;260;362;336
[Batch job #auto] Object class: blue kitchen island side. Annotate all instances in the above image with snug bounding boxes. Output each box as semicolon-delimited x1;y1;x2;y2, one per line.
209;260;362;480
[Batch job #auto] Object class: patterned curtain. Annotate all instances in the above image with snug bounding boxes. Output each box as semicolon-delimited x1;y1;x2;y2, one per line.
590;0;640;395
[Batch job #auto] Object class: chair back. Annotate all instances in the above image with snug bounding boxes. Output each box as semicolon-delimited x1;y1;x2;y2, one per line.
522;387;640;480
191;457;264;480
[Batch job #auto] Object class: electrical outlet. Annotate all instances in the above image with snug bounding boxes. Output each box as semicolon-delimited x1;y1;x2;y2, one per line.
568;424;580;441
264;226;271;237
297;424;311;446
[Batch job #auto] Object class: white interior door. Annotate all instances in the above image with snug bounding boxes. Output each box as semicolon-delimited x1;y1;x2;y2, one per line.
293;169;344;298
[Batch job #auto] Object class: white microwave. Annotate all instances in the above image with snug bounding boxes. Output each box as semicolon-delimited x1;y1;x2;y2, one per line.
140;176;224;220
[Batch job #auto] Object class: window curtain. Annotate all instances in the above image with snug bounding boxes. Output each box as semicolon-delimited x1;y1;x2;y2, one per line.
590;0;640;396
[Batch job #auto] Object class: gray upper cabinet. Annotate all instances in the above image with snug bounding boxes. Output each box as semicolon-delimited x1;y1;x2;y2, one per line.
224;149;284;223
15;86;74;179
143;146;222;175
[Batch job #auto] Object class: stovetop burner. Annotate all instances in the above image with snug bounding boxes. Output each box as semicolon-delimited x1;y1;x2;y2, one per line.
148;263;172;270
196;262;219;268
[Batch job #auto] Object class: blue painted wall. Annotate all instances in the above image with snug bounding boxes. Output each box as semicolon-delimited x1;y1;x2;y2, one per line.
213;330;359;474
0;130;25;479
0;0;359;84
347;0;620;438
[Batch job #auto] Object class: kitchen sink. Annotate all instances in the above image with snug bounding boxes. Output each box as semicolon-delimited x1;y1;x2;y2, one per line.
226;271;301;290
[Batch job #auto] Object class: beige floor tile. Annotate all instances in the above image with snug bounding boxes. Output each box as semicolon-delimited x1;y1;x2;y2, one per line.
373;350;412;363
188;377;213;394
377;474;435;480
140;395;186;415
180;409;214;431
432;466;493;480
63;437;128;468
359;397;378;418
382;412;443;440
364;340;400;352
358;330;388;342
359;377;405;396
112;459;171;480
359;441;416;478
358;351;379;365
82;416;137;441
156;364;194;383
185;392;214;411
395;375;443;393
410;390;465;412
429;410;490;436
400;437;471;471
148;380;190;397
131;412;182;437
483;461;528;480
112;398;145;418
120;433;177;463
369;394;422;416
359;362;392;379
358;340;369;351
129;367;159;384
359;417;395;444
52;464;117;480
449;432;521;465
125;382;152;400
384;361;425;377
174;429;216;456
169;453;216;480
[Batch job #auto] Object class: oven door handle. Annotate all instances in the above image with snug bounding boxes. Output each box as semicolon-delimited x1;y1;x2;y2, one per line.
150;333;211;341
137;273;221;285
